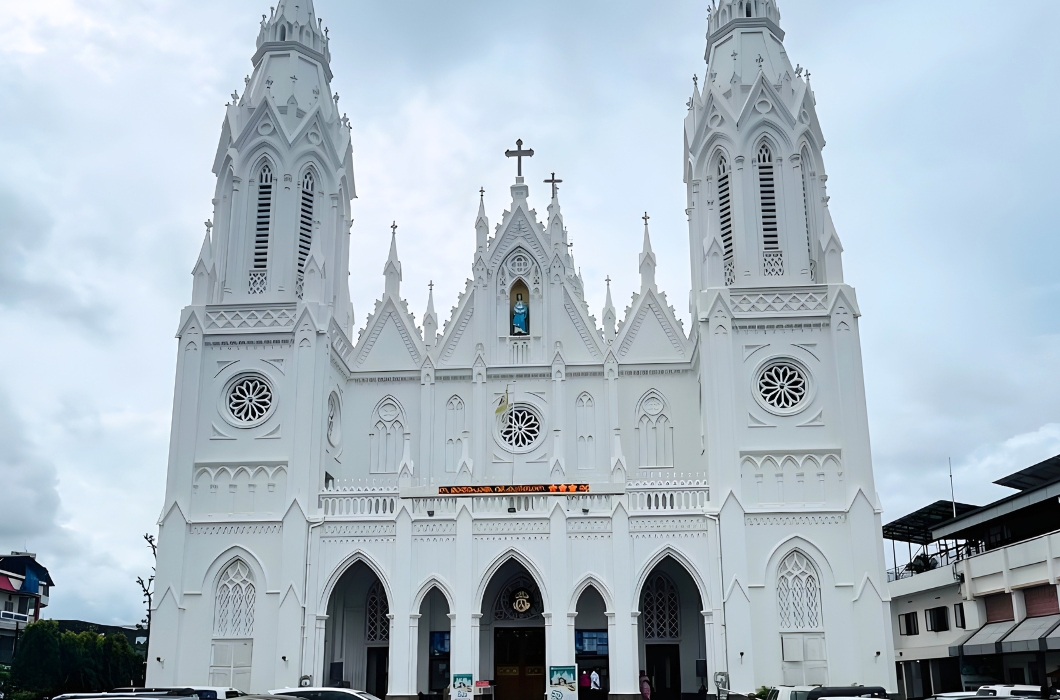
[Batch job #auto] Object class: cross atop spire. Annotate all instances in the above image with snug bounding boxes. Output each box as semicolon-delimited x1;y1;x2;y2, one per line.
544;172;563;199
504;139;534;179
642;212;650;226
391;221;398;235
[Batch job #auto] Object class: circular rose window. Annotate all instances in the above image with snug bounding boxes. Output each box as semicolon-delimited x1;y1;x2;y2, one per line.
755;360;811;414
497;403;543;452
224;373;275;427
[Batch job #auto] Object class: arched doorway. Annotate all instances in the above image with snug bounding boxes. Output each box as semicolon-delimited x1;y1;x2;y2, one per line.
417;587;452;700
323;561;390;697
637;558;705;700
574;586;609;700
480;560;546;700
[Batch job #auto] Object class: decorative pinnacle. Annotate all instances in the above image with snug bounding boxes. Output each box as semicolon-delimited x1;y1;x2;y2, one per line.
544;172;563;198
204;219;213;234
605;275;611;287
480;187;485;199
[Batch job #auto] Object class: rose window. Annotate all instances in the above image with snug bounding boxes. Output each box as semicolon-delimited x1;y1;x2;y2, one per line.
508;254;531;276
757;362;808;410
499;404;542;450
227;374;274;424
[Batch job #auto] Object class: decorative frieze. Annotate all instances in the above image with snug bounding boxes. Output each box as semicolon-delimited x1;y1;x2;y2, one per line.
744;514;847;527
629;515;708;532
323;522;396;537
473;520;549;535
205;307;296;332
731;289;827;316
567;518;612;533
414;521;457;536
189;523;282;535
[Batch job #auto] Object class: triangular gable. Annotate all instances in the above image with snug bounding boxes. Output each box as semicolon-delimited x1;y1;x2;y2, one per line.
737;71;797;130
354;297;424;370
614;290;689;362
488;209;549;270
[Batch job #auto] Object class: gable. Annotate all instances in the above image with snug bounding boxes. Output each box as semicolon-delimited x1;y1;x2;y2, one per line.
438;300;476;367
489;209;548;270
355;305;422;371
617;298;687;362
559;288;603;362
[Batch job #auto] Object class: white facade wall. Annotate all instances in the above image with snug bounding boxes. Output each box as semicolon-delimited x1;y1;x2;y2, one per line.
149;1;896;697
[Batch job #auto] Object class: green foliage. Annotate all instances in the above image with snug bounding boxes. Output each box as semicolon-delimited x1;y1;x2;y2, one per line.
9;620;144;698
752;687;772;699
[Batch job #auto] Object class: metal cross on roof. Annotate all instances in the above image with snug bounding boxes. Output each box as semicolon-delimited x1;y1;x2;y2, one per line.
428;280;434;292
480;187;485;198
642;212;650;226
391;221;398;235
544;172;563;198
504;139;534;177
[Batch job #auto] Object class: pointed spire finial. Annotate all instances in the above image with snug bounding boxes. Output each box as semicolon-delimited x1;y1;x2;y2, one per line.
204;219;213;235
504;138;534;179
480;187;485;199
391;221;398;236
639;214;657;293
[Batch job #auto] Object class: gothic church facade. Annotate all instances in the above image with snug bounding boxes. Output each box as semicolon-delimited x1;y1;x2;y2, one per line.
150;1;897;697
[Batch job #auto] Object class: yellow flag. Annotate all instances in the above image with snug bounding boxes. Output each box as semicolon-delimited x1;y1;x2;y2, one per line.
495;388;509;415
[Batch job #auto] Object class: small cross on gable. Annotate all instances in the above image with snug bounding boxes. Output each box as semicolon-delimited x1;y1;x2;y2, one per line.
544;172;563;198
504;139;535;178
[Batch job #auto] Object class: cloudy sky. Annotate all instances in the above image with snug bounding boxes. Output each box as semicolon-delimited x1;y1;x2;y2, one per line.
1;0;1059;625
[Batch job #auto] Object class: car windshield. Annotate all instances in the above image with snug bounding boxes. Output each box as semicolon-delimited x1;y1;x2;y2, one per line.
356;694;383;700
793;692;810;700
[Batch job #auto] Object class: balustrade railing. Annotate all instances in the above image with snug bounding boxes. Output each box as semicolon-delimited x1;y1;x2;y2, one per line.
319;481;398;517
628;474;709;512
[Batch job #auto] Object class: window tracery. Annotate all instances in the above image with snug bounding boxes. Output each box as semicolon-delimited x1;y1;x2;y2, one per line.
757;143;783;276
296;170;315;298
636;391;674;467
369;397;406;474
365;580;390;643
445;396;465;473
777;550;822;630
716;156;735;286
249;164;273;294
642;573;680;639
576;393;596;469
214;560;255;638
327;392;341;447
492;574;542;621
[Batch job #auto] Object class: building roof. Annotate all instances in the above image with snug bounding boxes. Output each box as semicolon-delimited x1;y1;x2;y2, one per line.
993;454;1060;491
0;554;55;589
882;500;980;545
932;474;1060;541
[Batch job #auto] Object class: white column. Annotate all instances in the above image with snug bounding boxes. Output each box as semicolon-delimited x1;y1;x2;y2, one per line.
470;613;483;681
408;614;421;696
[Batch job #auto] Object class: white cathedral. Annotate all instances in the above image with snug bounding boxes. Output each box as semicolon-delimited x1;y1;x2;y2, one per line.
149;1;897;698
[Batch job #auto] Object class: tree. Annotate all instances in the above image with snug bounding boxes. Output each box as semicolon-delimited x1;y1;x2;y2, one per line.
10;620;60;698
137;532;156;678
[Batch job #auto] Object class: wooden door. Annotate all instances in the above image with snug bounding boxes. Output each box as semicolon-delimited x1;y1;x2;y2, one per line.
494;627;546;700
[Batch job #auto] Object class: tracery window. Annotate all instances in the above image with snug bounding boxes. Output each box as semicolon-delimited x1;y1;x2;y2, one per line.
326;392;341;447
642;573;680;639
757;143;783;276
636;391;674;467
717;156;735;286
445;396;465;473
576;393;596;469
249;164;273;294
365;580;390;643
214;560;255;638
492;574;543;621
777;551;822;630
369;397;406;474
296;170;315;298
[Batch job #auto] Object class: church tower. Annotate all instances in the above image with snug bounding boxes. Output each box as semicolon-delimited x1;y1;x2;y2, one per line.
151;0;356;689
686;0;894;690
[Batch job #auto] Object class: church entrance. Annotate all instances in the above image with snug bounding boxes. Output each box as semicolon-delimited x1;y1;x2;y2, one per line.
480;560;546;700
637;557;705;700
323;561;391;692
645;645;681;700
494;628;545;700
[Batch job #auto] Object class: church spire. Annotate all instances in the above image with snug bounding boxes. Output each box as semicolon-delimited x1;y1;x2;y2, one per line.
384;222;402;298
423;281;438;348
602;276;617;342
544;172;568;253
256;0;330;64
638;213;657;293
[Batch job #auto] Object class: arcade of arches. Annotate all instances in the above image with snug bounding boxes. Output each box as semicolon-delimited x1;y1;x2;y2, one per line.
323;557;707;700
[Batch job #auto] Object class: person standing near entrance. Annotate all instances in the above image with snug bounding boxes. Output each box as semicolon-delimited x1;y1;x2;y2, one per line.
640;671;651;700
590;669;601;700
579;670;591;700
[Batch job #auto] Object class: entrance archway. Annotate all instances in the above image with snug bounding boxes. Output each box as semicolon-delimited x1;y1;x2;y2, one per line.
574;586;610;700
637;558;705;700
323;561;391;697
480;560;546;700
416;587;452;699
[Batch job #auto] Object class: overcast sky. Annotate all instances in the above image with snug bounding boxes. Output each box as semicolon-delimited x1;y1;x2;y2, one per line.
2;0;1060;625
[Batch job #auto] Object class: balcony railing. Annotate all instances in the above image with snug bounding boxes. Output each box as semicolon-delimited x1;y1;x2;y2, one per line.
628;474;710;513
886;538;986;582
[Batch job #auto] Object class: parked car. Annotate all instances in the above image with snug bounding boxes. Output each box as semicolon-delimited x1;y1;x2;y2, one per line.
269;687;381;700
926;693;980;700
766;687;888;700
975;686;1052;698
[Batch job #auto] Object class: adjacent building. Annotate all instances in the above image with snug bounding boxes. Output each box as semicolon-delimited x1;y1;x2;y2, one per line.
886;456;1060;698
149;1;897;697
0;552;54;663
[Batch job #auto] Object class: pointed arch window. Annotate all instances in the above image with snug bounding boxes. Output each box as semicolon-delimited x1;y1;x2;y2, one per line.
444;396;465;473
249;164;273;294
636;391;674;468
295;170;315;299
576;393;596;469
777;551;822;630
717;156;735;286
757;143;783;276
800;147;816;282
642;573;680;639
369;397;406;474
214;560;256;637
365;580;390;643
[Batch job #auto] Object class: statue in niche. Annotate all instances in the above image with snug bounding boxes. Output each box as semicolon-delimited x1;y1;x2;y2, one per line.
510;281;529;336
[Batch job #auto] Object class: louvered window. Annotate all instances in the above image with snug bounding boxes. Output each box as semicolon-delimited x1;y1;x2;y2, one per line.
800;147;815;281
296;171;315;299
249;165;273;294
717;157;735;286
984;593;1014;623
757;144;783;276
1023;585;1059;618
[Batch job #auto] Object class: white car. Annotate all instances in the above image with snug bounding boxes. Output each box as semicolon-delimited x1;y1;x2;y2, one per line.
269;687;381;700
975;686;1050;698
